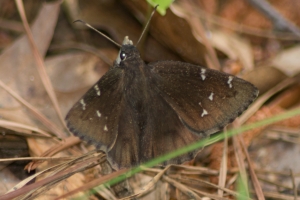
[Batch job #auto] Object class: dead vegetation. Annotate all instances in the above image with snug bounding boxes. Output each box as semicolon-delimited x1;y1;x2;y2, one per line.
0;0;300;199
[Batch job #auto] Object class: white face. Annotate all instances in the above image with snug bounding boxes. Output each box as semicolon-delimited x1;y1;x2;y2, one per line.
116;36;133;65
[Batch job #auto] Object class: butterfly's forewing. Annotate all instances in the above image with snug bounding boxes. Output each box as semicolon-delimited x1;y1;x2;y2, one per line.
66;66;145;169
66;67;125;155
149;61;259;135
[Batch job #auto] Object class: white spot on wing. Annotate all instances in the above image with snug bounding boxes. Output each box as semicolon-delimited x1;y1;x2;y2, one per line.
80;99;86;110
201;109;208;117
208;93;214;101
227;76;233;88
199;102;208;117
200;68;206;81
94;84;101;96
104;125;108;131
96;110;101;117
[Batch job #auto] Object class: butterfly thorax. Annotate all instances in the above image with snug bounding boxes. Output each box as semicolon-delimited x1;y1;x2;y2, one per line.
115;44;155;133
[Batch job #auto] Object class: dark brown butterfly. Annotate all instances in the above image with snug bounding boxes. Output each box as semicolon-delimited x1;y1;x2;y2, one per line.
65;13;258;169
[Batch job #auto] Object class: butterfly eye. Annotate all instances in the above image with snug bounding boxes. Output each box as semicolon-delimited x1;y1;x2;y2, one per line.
120;51;127;61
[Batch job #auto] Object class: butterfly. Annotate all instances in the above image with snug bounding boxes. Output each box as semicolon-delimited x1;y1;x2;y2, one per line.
66;7;258;169
65;32;259;169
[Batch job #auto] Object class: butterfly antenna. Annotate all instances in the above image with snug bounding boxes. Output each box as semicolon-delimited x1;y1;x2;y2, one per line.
136;5;158;45
74;20;122;48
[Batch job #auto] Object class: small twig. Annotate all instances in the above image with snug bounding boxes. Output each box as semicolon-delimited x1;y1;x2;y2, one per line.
246;0;300;37
0;156;73;162
15;0;68;134
0;119;52;137
0;18;24;32
178;3;300;41
0;79;65;138
0;155;101;200
236;77;297;125
238;136;265;200
54;168;128;200
233;136;250;196
163;175;202;200
175;1;221;70
257;175;300;193
218;130;228;197
289;169;297;200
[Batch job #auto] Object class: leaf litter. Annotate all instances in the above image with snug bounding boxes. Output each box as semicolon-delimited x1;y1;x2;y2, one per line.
0;0;300;199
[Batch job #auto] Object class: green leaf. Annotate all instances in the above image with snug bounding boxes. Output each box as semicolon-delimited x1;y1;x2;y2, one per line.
146;0;173;15
236;174;250;200
105;107;300;187
76;107;300;198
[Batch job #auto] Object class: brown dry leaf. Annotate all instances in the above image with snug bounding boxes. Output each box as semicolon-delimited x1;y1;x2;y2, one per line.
0;2;88;197
2;0;300;199
45;52;106;115
46;52;104;92
249;108;300;193
209;106;289;181
208;30;254;71
199;0;300;30
208;71;300;187
0;134;31;195
269;84;300;109
64;0;181;62
128;173;170;200
271;45;300;76
0;2;61;130
122;0;207;65
242;66;287;95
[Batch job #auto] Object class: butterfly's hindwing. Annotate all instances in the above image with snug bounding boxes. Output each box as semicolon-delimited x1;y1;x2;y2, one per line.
150;61;258;135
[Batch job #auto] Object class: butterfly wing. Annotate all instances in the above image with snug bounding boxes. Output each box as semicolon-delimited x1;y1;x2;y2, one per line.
64;65;158;169
149;61;258;136
139;93;201;166
65;67;127;155
66;46;258;169
66;65;200;169
105;92;201;168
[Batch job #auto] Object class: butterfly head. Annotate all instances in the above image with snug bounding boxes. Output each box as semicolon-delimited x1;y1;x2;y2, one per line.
115;36;141;66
